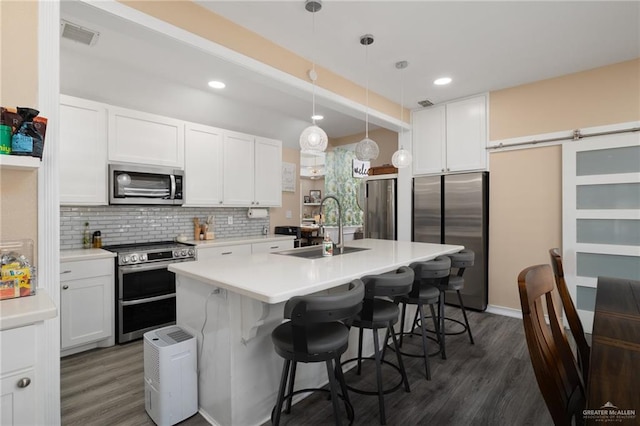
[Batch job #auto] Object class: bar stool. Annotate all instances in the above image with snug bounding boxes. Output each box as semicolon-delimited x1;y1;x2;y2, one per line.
342;266;414;425
271;279;364;426
394;256;451;379
439;249;475;347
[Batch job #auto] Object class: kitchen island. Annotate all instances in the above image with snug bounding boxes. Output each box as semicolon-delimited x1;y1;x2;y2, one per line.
169;239;463;426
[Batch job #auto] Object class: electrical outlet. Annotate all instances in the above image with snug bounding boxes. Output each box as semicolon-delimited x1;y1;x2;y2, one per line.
286;210;292;219
227;216;233;225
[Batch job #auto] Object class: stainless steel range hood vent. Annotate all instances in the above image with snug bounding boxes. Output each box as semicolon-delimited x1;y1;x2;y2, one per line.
60;20;100;46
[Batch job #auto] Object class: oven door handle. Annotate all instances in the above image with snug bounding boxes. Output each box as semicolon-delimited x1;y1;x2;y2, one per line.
119;262;177;273
121;293;176;306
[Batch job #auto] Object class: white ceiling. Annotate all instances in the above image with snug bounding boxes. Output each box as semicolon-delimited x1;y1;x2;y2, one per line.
60;1;639;149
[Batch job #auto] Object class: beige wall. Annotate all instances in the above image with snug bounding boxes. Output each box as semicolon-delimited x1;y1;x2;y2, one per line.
331;128;398;168
269;147;301;230
488;58;640;310
0;1;39;246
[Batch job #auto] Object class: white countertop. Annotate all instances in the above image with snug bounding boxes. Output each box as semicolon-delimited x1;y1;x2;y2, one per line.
186;234;295;248
169;239;463;304
60;248;116;262
0;289;57;331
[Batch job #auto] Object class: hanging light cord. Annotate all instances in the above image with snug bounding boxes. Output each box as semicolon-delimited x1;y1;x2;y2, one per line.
364;40;370;139
311;9;317;123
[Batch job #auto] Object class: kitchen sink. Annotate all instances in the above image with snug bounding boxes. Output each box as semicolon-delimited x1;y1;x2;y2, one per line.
274;245;370;259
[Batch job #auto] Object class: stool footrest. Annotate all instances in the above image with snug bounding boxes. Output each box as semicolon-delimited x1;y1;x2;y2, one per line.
389;330;442;358
341;357;408;396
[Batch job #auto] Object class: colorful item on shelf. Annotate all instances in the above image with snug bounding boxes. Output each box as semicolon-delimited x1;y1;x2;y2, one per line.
0;106;47;159
0;239;36;300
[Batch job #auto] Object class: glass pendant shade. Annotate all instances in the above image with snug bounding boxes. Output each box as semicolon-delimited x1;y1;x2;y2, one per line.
355;137;379;161
299;125;328;152
391;147;412;168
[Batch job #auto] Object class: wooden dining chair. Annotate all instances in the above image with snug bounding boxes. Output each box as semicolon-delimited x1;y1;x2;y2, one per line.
518;264;585;426
549;248;591;383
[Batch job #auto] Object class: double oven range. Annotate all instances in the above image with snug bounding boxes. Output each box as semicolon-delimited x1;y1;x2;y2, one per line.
104;241;196;344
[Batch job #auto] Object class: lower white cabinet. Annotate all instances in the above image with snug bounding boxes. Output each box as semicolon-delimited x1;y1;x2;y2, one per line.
0;325;35;426
197;244;252;261
60;258;114;353
251;240;294;253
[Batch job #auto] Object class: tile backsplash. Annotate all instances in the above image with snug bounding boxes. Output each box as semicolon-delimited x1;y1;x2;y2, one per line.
60;206;269;250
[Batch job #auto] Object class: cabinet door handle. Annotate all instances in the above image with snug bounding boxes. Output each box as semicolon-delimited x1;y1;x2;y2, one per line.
62;285;69;290
256;201;260;205
441;168;445;172
270;246;279;249
219;200;223;204
221;251;233;255
61;270;72;274
17;377;31;388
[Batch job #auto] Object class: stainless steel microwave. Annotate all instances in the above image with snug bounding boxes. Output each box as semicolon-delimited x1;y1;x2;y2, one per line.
109;164;184;205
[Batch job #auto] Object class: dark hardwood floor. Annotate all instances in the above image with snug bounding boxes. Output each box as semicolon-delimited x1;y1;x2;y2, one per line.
61;307;553;426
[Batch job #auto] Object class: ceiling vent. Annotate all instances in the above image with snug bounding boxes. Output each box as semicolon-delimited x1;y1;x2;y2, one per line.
418;99;434;107
60;20;100;46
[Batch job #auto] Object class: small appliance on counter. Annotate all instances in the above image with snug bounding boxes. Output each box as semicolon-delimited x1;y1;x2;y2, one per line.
274;226;302;248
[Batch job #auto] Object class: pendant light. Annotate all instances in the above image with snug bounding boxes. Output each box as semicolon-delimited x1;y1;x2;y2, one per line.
392;60;413;168
355;34;379;161
299;0;328;152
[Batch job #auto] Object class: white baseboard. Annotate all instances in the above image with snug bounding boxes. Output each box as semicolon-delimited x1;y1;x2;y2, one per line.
485;305;522;319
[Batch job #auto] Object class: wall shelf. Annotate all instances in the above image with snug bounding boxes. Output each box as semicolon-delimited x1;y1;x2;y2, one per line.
303;203;321;206
0;155;41;170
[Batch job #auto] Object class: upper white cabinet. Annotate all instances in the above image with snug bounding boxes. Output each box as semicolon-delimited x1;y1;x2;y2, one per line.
59;95;108;205
223;131;255;206
254;137;282;207
184;123;224;206
413;94;487;175
223;132;282;207
108;106;184;169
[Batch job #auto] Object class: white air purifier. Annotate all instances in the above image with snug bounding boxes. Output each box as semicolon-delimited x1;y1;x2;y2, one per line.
144;325;198;426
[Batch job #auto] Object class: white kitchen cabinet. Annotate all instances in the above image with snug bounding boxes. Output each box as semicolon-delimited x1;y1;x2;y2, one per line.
254;137;282;207
197;244;252;261
223;132;282;207
0;325;35;426
60;258;114;354
108;106;185;169
251;240;294;254
184;123;224;206
412;105;446;175
445;95;487;172
222;131;255;206
59;95;108;205
412;94;487;175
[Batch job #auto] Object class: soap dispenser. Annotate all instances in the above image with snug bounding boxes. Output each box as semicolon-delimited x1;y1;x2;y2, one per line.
322;232;333;257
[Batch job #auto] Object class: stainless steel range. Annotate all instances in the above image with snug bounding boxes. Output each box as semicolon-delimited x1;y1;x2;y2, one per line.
103;241;196;343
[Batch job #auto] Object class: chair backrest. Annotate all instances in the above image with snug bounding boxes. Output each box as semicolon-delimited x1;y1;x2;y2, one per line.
409;257;450;297
361;266;414;299
549;248;590;382
448;249;474;276
518;264;585;426
284;279;364;325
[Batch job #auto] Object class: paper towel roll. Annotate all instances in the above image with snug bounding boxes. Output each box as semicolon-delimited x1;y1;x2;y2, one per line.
247;208;268;218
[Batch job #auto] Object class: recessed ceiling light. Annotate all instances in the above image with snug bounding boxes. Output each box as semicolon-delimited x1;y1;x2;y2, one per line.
311;114;324;121
434;77;452;86
208;80;226;89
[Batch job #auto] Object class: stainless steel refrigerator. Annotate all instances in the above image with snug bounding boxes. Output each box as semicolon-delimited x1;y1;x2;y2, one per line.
413;172;489;311
363;178;396;240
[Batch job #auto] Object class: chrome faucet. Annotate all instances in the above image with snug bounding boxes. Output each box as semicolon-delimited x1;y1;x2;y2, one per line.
319;195;344;254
